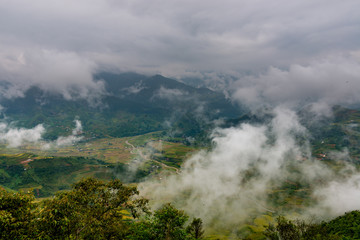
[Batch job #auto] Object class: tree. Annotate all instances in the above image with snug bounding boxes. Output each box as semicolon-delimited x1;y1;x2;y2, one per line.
153;203;189;240
0;178;205;239
37;178;148;239
264;216;341;240
186;218;204;239
128;203;194;240
0;187;35;239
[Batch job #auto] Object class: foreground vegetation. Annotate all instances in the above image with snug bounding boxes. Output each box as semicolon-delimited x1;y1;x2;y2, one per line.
0;178;204;240
1;178;360;239
263;212;360;240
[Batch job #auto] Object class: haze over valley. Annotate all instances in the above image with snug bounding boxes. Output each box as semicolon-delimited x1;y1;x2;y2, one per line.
1;1;360;239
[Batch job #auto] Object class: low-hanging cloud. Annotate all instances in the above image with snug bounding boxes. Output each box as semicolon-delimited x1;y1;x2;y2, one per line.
311;174;360;218
0;123;45;148
153;86;188;101
122;81;146;95
231;55;360;115
54;120;83;147
139;107;359;228
0;119;84;148
0;47;105;104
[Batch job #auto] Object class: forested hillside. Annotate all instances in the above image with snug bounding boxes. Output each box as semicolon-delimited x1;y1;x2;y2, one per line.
0;73;241;141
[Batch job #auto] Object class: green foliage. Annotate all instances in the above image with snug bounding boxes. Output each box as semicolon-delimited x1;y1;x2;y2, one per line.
187;218;205;239
1;73;241;142
0;153;157;197
269;216;301;240
152;203;189;240
0;178;203;240
129;203;196;240
264;215;350;240
0;154;113;197
0;188;35;239
3;177;360;240
37;178;148;239
323;210;360;239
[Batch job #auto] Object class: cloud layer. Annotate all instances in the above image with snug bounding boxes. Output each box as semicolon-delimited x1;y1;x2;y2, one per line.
231;55;360;113
1;1;360;79
139;107;360;228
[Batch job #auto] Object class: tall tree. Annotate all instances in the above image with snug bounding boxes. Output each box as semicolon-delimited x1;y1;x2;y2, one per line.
37;178;148;239
187;218;204;239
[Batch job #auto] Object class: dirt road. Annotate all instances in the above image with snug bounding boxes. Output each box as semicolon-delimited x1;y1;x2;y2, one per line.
125;140;180;174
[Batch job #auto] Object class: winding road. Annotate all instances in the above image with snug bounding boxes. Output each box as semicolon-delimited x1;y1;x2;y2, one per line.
125;140;180;174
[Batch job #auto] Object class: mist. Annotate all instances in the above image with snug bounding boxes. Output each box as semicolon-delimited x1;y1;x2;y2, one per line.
0;48;105;105
139;106;359;229
0;119;83;149
0;123;45;147
45;119;84;148
231;55;360;115
1;0;360;235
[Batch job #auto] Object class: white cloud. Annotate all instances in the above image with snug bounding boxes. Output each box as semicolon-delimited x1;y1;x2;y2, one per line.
0;119;83;148
44;120;84;148
0;123;45;147
311;174;360;218
153;86;187;101
231;55;360;113
0;48;105;104
122;81;146;94
0;0;359;77
139;107;332;226
52;119;83;147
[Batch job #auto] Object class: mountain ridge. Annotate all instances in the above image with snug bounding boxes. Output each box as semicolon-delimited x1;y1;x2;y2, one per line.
0;72;242;140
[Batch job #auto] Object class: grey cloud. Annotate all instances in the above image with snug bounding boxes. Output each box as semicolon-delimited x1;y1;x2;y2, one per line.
0;47;105;104
231;55;360;114
1;0;359;78
3;0;358;110
122;81;146;95
153;86;188;101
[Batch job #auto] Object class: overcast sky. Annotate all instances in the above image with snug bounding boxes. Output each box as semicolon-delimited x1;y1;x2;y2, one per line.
1;0;360;106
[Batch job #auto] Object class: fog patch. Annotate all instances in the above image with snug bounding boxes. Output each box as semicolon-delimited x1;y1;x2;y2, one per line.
42;120;84;149
0;48;105;106
140;108;310;226
122;81;146;94
140;107;360;228
153;86;188;101
0;119;83;149
310;174;360;218
0;123;45;148
231;56;360;115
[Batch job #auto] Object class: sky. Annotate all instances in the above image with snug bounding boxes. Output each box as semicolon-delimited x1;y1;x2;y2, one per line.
0;0;360;106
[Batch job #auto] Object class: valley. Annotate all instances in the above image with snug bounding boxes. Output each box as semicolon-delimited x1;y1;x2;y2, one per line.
0;73;360;239
0;131;197;197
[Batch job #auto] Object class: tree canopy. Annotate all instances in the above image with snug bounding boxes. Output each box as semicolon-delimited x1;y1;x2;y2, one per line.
0;178;204;240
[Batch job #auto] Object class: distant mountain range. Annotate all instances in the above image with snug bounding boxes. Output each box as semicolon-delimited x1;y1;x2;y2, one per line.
0;72;242;140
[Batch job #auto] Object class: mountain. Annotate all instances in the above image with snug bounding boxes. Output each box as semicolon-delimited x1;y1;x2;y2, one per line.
0;72;242;140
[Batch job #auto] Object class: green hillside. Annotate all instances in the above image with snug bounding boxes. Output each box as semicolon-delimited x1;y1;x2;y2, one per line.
0;73;241;141
0;132;198;197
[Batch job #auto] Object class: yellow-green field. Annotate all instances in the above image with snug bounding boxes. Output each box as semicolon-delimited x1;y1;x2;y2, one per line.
0;131;198;168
